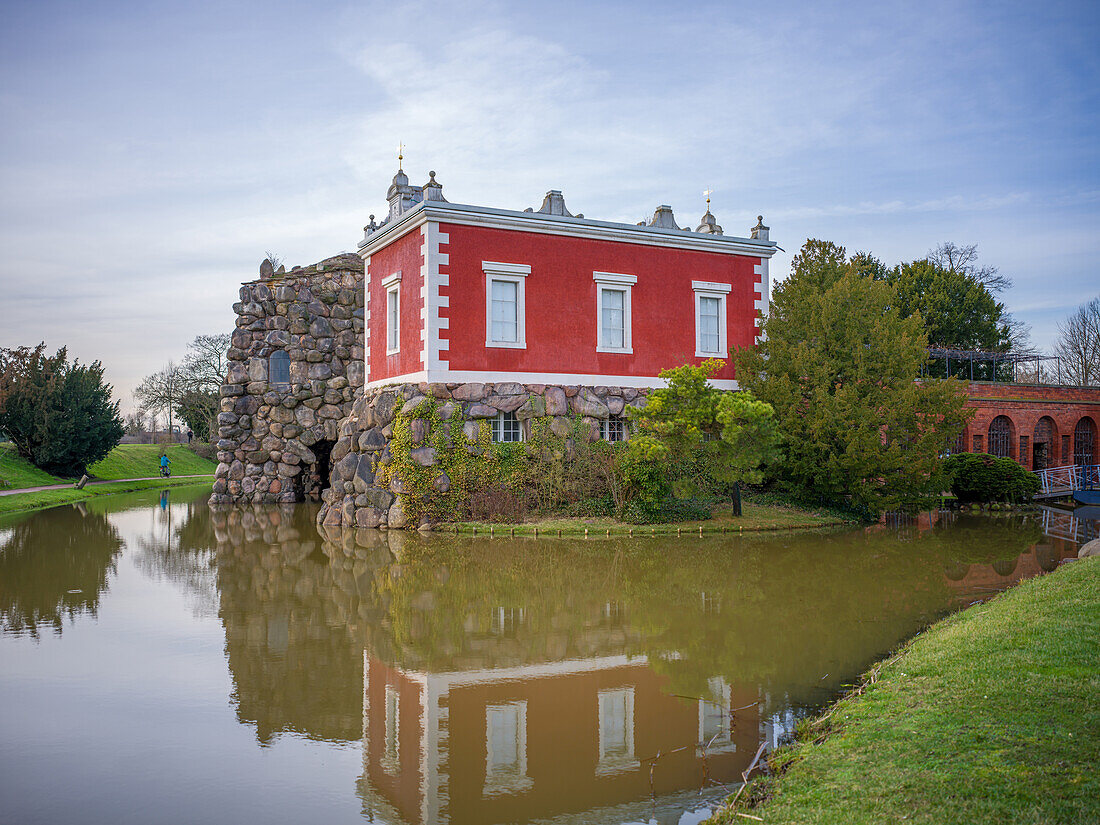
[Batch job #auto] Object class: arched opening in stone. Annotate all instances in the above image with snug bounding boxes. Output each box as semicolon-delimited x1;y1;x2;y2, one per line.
987;415;1014;458
1074;416;1096;466
943;561;970;581
1032;416;1056;470
269;350;290;386
991;557;1018;577
303;439;335;501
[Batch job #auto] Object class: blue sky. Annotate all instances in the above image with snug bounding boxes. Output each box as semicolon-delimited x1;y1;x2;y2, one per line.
1;0;1097;412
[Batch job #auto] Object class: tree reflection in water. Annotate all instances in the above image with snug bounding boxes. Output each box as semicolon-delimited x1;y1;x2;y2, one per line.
0;504;123;638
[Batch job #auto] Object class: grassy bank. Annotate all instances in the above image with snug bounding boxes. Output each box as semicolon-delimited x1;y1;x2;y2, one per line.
442;499;856;535
0;443;216;489
708;556;1100;825
0;477;213;517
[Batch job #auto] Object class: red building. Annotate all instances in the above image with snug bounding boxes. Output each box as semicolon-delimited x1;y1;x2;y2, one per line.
359;169;778;390
956;382;1099;470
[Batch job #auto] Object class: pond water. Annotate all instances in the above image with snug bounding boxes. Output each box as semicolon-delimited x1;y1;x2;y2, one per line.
0;487;1089;825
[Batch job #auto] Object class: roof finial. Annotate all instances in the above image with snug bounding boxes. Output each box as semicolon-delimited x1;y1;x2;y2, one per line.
397;141;404;171
703;188;712;212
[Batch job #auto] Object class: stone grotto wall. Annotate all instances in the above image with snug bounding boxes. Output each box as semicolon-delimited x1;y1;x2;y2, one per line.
316;381;648;530
210;254;365;506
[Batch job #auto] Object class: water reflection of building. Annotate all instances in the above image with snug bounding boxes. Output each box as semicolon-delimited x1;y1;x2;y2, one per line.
360;654;758;825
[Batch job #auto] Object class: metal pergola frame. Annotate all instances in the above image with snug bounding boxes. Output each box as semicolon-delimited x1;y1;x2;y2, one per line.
924;348;1064;384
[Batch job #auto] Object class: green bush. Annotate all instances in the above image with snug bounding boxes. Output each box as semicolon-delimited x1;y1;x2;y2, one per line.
943;452;1040;503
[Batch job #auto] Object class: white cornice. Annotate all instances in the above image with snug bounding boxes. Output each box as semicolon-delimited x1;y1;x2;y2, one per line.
358;201;779;259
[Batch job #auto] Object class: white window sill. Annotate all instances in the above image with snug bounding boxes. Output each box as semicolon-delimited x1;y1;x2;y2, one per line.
486;340;527;349
696;350;725;358
386;347;400;356
597;346;633;354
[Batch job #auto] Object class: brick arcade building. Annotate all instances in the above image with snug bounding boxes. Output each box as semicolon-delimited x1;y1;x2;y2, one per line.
957;382;1099;470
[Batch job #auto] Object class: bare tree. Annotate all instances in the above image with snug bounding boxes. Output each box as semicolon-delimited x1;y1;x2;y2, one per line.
264;250;284;272
134;362;185;439
929;242;1013;294
1054;296;1100;386
180;334;230;394
124;410;148;436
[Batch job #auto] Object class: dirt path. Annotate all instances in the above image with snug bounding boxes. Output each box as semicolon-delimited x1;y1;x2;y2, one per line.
0;475;212;497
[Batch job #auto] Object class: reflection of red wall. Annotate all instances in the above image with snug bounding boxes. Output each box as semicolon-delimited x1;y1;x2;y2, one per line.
443;664;757;824
364;660;423;823
367;230;424;382
944;541;1078;594
439;223;762;381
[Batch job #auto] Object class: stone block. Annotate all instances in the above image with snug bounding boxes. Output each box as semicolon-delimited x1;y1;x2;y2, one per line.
451;383;486;401
358;427;387;451
516;395;546;421
550;416;572;437
308;363;332;381
352;455;376;493
544;386;568;416
387;498;408;529
331;436;354;464
409;446;437;466
487;393;527;412
432;471;451;493
494;381;524;396
400;395;428;415
468;403;497;418
333;452;359;483
463;421;481;443
606;396;626;415
227;363;249;385
572;388;609;418
438;402;457;420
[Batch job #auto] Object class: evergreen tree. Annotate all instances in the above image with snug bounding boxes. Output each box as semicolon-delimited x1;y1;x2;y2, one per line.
736;240;970;514
0;344;124;476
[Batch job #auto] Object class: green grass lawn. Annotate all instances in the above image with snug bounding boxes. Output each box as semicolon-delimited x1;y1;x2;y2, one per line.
86;444;216;479
0;444;68;489
445;500;855;535
708;556;1100;825
0;478;214;517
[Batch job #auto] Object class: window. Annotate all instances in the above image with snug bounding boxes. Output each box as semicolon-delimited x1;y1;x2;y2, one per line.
492;410;523;442
269;350;290;386
382;271;401;354
596;688;637;776
698;677;736;755
602;415;628;442
484;261;530;348
988;416;1013;458
484;702;532;796
693;281;731;357
593;272;636;353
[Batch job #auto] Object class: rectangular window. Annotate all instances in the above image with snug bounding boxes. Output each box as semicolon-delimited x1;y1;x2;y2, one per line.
382;271;401;355
602;289;625;348
1062;435;1070;464
602;415;628;442
484;261;530;348
492;411;523;443
973;434;984;453
693;281;731;357
484;701;532;796
491;280;518;343
594;272;636;353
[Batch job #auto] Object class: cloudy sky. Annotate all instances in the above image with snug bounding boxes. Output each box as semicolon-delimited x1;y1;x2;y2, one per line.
1;0;1097;412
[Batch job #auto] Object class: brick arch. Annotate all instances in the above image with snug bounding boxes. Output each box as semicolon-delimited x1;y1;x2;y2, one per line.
1031;416;1057;471
1074;416;1097;465
987;415;1015;459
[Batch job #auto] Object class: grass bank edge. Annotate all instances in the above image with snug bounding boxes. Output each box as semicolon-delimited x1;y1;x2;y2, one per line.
0;477;214;517
706;555;1100;825
437;500;859;535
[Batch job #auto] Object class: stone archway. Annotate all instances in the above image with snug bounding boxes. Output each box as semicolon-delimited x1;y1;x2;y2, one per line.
988;415;1014;458
1032;416;1056;471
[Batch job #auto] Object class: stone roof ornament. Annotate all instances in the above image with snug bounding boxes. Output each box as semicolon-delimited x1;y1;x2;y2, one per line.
422;171;447;202
528;190;576;217
751;215;770;241
647;204;685;230
259;258;274;279
695;189;723;235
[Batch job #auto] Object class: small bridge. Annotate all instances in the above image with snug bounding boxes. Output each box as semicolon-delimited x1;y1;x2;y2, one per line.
1039;506;1100;545
1033;464;1100;500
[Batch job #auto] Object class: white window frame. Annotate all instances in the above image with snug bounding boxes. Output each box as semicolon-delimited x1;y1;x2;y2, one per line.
602;415;629;442
593;271;636;354
382;684;400;774
484;261;530;349
382;271;402;355
693;280;731;358
492;410;524;443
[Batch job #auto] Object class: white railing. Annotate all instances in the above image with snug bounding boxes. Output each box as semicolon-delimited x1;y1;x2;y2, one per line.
1033;464;1100;498
1040;506;1100;544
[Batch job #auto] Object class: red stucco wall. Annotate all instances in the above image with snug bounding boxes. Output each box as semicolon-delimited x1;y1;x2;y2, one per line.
366;229;424;382
438;223;762;381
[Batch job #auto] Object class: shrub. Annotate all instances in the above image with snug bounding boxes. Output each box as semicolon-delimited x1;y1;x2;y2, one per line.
943;453;1040;503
